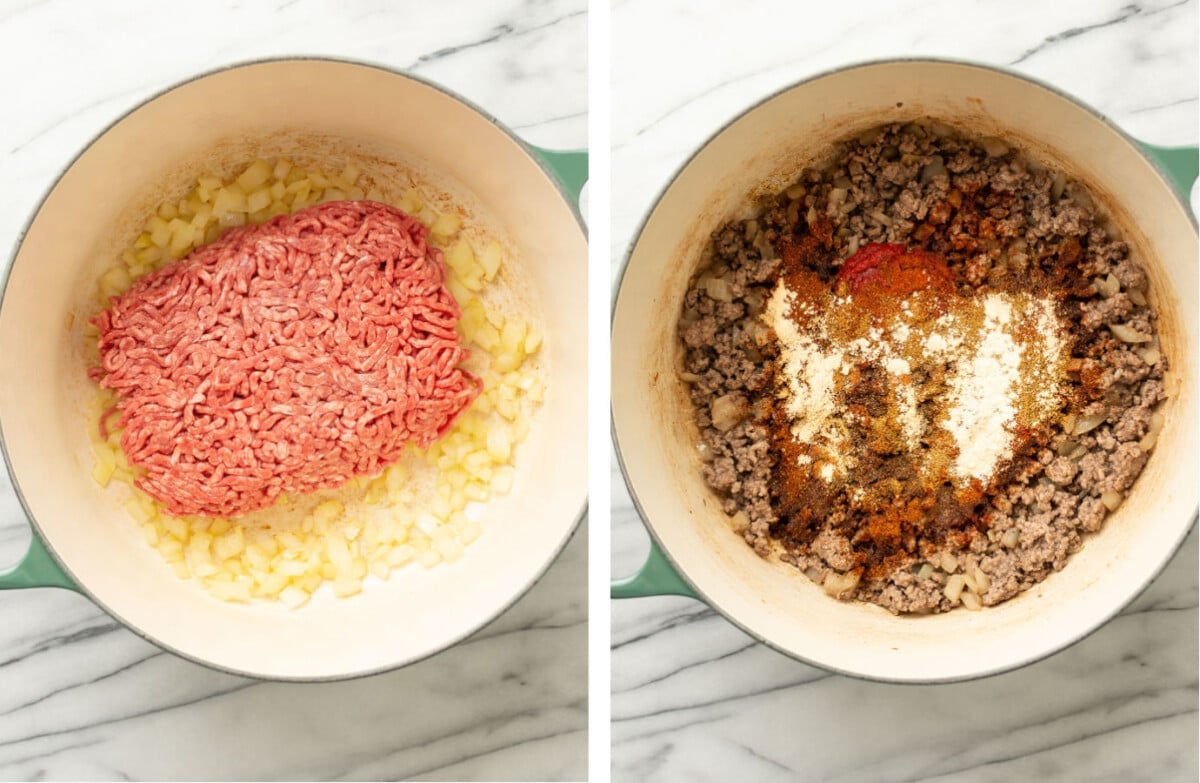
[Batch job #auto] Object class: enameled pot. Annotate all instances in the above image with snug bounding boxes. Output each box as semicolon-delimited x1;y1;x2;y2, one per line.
0;58;588;681
611;59;1197;683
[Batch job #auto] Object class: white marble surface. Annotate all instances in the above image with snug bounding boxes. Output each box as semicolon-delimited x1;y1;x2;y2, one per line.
0;1;586;781
611;1;1198;781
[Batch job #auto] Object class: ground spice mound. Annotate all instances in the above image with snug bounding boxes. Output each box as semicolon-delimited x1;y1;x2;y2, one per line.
768;241;1068;579
92;200;480;518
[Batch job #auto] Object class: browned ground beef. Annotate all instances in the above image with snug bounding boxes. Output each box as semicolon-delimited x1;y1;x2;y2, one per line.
680;121;1167;614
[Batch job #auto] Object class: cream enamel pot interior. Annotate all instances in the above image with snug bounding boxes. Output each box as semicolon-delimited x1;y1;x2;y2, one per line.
0;59;587;680
611;59;1198;683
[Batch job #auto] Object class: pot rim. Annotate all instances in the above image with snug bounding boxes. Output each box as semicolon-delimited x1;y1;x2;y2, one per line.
0;55;588;683
610;55;1198;684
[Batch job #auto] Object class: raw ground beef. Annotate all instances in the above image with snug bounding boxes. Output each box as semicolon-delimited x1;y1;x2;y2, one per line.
680;121;1168;614
93;200;479;518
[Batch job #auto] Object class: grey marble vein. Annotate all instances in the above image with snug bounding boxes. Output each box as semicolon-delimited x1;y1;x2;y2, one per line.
612;1;1198;781
415;8;587;67
1010;0;1190;65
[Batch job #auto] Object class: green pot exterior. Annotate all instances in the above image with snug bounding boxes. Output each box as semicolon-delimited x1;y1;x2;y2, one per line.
1141;143;1199;201
611;538;695;599
529;146;588;206
0;530;76;591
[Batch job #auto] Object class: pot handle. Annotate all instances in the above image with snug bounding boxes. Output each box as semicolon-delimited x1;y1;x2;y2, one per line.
611;538;697;599
0;529;77;591
1140;142;1199;204
527;146;588;206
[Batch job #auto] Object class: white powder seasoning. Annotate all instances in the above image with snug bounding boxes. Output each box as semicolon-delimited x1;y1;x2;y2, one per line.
923;313;965;358
923;332;949;355
768;274;1065;490
896;381;924;447
881;345;923;448
766;284;851;473
1031;298;1068;413
943;294;1023;480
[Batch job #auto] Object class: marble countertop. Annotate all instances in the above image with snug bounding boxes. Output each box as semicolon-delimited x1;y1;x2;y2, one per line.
0;1;586;781
611;1;1198;781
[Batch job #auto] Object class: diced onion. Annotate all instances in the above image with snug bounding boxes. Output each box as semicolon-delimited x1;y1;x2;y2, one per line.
944;574;966;603
1100;490;1123;512
1109;323;1151;343
969;565;990;594
920;156;946;184
786;199;801;226
711;393;748;432
1051;172;1067;201
752;231;777;260
1055;439;1079;457
430;212;461;237
1074;413;1107;435
91;445;117;487
822;570;860;598
236;159;272;191
1094;274;1120;299
280;585;310;609
981;137;1010;157
1136;347;1161;366
1139;412;1165;452
704;277;734;303
857;126;884;145
929;122;955;139
1066;183;1095;210
744;290;766;317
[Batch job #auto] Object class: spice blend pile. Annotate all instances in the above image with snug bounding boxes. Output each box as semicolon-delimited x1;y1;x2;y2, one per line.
679;121;1168;613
